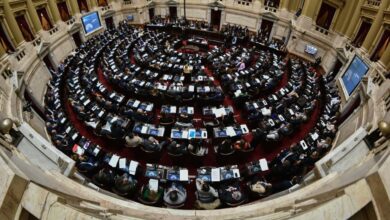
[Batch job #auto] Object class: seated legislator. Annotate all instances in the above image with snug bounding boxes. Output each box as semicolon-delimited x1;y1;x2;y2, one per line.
141;136;165;153
167;140;188;156
92;168;115;188
233;138;252;152
247;176;272;197
159;112;175;126
216;139;234;155
195;178;221;209
219;181;247;207
163;182;187;208
139;180;164;205
113;173;137;197
188;139;208;156
125;133;143;148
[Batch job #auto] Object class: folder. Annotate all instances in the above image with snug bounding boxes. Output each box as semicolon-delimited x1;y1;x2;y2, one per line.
259;158;269;171
109;154;120;167
129;161;139;175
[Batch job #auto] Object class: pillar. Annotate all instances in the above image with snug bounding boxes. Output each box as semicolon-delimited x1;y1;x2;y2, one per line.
379;44;390;69
88;0;97;9
280;0;289;9
47;0;61;23
362;0;390;52
68;0;80;15
336;0;358;35
301;0;322;19
0;43;5;57
3;0;25;45
345;0;365;38
26;0;42;32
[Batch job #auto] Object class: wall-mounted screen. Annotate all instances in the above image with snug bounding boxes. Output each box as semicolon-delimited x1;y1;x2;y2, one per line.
341;55;369;95
81;11;102;35
127;15;134;21
305;45;318;55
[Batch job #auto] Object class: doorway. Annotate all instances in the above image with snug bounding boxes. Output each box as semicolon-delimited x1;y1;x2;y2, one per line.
105;17;114;30
260;19;274;41
169;7;177;19
72;32;82;48
149;8;155;21
43;55;55;73
211;9;221;31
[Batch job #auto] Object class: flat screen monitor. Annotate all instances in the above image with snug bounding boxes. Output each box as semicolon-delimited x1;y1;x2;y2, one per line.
305;45;318;55
341;55;369;95
81;11;102;35
127;15;134;21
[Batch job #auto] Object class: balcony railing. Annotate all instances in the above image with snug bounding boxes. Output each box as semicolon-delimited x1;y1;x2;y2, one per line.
32;37;41;47
123;0;132;5
101;4;112;11
264;1;279;12
15;48;26;61
314;25;330;36
48;26;59;35
367;0;381;7
66;17;76;26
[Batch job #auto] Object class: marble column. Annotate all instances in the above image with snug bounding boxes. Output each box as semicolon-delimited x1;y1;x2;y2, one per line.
68;0;80;15
280;0;289;9
379;44;390;69
3;0;25;45
344;0;365;38
0;43;5;57
362;0;390;52
301;0;321;19
26;0;42;32
47;0;61;23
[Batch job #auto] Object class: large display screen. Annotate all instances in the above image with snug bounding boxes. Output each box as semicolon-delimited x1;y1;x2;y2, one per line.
341;55;369;95
81;11;102;35
305;45;318;55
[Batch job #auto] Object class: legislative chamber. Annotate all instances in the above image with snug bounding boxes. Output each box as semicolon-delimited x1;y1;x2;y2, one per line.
0;0;389;219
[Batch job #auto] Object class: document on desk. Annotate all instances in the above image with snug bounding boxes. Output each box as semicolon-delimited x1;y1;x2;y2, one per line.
253;102;259;109
146;104;153;111
182;130;188;139
211;168;221;182
300;140;308;150
129;160;139;175
133;100;140;108
226;126;236;137
109;154;120;167
71;133;78;140
93;147;100;156
179;169;189;181
188;107;194;114
170;106;177;113
119;158;127;169
259;158;269;171
311;132;319;141
149;179;159;191
232;169;240;178
188;85;195;92
240;124;249;134
141;126;148;134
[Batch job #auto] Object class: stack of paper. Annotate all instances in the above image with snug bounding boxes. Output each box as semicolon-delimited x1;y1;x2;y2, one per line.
179;169;189;181
109;154;120;167
129;161;139;175
211;168;221;182
259;158;269;171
